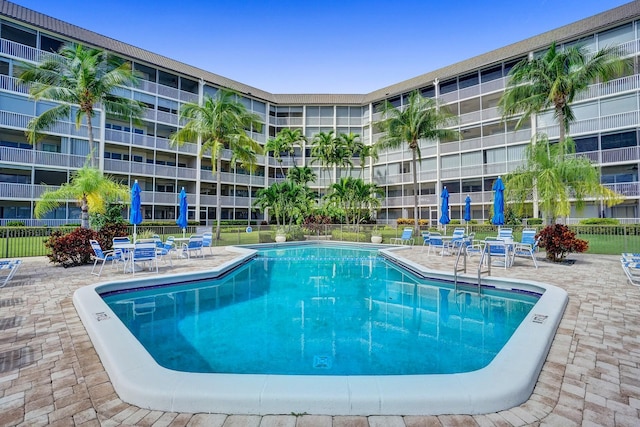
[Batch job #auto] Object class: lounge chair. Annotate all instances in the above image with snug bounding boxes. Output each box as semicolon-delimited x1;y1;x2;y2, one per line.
202;232;213;255
391;228;414;245
0;259;22;287
156;240;175;266
427;232;447;256
131;241;159;275
90;239;123;276
621;260;640;286
182;235;204;259
421;231;430;251
497;227;513;241
513;229;539;268
484;237;512;268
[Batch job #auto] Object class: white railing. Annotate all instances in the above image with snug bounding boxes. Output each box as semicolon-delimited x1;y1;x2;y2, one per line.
153;193;175;204
604;182;640;197
177;167;197;179
104;159;130;173
482;133;505;147
155;164;176;178
0;182;33;198
136;162;155;175
601;146;640;164
460;136;482;151
0;74;29;95
0;146;33;163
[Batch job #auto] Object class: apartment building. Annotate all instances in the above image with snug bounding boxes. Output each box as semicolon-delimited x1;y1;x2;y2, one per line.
0;1;638;226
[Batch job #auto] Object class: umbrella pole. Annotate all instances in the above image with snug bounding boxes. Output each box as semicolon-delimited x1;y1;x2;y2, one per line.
133;224;137;242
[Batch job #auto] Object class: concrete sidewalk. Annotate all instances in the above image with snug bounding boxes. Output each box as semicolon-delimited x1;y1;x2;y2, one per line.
0;246;638;426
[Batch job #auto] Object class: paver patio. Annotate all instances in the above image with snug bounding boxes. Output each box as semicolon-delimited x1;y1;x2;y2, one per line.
0;245;638;426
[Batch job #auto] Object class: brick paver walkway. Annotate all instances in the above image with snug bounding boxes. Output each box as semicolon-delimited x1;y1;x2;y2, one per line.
0;246;638;426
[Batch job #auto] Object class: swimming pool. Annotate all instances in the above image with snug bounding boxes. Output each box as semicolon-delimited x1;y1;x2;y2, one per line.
102;245;537;376
73;242;568;415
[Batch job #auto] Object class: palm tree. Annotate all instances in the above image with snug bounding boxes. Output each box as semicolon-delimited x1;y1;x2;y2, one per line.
229;141;261;225
265;135;288;180
277;127;306;163
506;135;621;224
499;42;629;221
499;42;629;150
310;131;337;185
34;165;130;229
19;43;144;168
287;165;317;186
376;90;458;231
325;177;383;226
254;184;284;227
335;132;357;177
170;89;263;239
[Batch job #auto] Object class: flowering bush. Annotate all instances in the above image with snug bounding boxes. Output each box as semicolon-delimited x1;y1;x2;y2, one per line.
303;214;332;234
45;227;98;267
537;224;588;262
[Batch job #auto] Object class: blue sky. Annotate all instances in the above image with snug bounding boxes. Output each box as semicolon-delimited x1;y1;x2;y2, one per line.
13;0;632;94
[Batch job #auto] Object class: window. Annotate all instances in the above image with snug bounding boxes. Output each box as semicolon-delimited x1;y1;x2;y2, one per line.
1;22;36;47
574;136;598;152
458;72;479;89
158;70;178;88
601;131;637;150
598;23;633;48
441;154;460;169
461;151;482;166
600;94;637;116
40;34;63;53
484;147;506;163
41;143;59;153
420;86;435;98
134;63;156;82
440;79;457;94
180;77;198;94
481;65;502;83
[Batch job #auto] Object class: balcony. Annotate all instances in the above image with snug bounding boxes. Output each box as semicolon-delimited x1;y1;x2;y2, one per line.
604;181;640;197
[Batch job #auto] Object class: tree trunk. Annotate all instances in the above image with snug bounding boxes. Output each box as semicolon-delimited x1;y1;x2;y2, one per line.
215;155;222;240
81;194;90;229
411;146;420;233
86;116;96;168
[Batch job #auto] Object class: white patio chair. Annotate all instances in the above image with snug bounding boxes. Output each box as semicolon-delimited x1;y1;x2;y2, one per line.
0;259;22;287
90;239;123;276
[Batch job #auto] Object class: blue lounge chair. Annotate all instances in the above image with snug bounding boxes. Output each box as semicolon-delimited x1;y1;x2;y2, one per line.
391;228;414;245
0;259;22;287
90;239;123;276
131;241;159;275
621;260;640;286
203;232;213;255
427;232;447;256
513;229;539;268
182;235;204;259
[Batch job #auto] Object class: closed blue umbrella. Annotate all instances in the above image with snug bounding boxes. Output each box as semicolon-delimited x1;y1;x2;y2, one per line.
491;176;505;226
464;195;472;222
176;187;188;237
129;180;142;241
439;186;450;231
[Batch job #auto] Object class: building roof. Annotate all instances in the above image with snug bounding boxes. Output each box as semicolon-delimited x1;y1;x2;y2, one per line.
1;0;638;106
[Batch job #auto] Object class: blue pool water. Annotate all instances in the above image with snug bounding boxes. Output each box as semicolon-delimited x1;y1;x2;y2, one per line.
103;245;538;376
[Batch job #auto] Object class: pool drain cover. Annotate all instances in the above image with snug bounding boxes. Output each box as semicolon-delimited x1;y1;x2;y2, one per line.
313;355;332;369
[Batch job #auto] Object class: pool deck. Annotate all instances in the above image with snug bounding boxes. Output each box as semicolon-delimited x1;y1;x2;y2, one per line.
0;246;638;426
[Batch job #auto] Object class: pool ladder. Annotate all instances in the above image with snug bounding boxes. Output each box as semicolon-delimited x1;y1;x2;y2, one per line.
452;242;467;291
453;241;489;295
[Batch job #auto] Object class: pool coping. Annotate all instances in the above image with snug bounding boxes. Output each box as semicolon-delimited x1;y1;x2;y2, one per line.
73;243;568;416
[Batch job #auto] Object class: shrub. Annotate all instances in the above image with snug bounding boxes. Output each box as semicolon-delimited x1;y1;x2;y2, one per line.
97;223;128;249
303;214;332;234
396;218;429;226
526;218;543;225
45;227;98;267
578;218;619;225
449;219;461;225
5;220;25;227
537;224;589;262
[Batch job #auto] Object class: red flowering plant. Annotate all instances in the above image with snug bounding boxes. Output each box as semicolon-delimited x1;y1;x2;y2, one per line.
537;224;588;262
44;227;98;267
